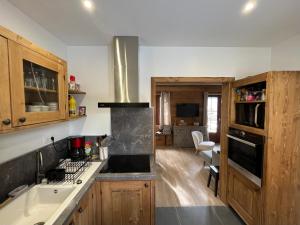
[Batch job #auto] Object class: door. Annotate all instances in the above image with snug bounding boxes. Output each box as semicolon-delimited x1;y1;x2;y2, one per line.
0;36;12;131
73;185;96;225
8;40;66;127
101;181;151;225
207;95;221;143
228;166;261;225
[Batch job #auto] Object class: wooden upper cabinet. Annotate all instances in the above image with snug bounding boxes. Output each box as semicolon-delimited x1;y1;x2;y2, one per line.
8;40;66;126
101;181;151;225
0;36;12;131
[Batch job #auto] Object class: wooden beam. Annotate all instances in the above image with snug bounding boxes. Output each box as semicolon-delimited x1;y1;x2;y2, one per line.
152;77;235;85
232;73;267;88
219;82;231;204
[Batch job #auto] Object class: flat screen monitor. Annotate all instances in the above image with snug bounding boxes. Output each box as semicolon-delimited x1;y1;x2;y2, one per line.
176;104;199;117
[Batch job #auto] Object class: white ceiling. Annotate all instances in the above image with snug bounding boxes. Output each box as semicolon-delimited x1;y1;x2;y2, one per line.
8;0;300;47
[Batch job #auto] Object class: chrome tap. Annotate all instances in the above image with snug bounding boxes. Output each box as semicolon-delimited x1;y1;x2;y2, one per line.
36;151;45;184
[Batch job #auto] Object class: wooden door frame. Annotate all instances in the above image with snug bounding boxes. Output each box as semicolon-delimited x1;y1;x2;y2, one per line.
151;76;234;204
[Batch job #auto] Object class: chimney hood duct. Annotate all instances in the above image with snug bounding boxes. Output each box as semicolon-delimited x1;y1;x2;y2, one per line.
98;36;149;108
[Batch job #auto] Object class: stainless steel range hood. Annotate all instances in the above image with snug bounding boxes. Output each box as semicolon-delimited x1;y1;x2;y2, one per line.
98;36;149;108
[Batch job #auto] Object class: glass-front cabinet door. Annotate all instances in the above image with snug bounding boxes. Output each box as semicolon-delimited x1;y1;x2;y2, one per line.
8;40;66;127
0;36;12;131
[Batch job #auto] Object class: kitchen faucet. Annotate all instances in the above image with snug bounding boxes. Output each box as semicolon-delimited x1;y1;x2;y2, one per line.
36;150;45;184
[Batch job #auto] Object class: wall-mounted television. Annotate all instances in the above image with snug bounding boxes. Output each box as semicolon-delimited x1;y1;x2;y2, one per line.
176;104;199;117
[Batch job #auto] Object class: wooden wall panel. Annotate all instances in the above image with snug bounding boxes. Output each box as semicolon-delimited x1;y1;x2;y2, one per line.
156;85;222;126
263;71;300;225
219;82;231;203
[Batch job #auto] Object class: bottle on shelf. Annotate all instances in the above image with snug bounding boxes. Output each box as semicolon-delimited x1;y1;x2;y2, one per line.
69;95;77;116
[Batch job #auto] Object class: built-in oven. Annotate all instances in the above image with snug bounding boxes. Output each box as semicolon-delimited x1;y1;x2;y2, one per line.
227;127;264;183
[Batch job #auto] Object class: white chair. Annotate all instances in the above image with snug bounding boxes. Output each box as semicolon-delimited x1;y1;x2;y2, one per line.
191;131;215;165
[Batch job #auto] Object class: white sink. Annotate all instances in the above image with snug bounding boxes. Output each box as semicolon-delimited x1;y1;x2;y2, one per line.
0;185;75;225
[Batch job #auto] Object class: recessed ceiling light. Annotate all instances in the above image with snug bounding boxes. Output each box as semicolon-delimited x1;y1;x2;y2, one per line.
82;0;94;11
242;1;257;14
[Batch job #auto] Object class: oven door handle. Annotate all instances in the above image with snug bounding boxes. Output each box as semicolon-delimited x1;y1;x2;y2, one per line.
227;134;256;147
254;104;261;127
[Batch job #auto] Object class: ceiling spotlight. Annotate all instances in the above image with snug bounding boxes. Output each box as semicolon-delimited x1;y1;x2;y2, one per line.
82;0;94;11
243;1;257;14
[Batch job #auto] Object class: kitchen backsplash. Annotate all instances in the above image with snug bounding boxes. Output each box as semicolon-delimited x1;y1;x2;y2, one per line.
0;139;68;204
109;108;153;155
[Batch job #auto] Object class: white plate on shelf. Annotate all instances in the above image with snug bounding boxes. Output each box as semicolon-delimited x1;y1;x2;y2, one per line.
27;105;41;112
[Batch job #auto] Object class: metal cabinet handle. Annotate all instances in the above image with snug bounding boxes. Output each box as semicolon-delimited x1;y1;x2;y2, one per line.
2;119;11;125
19;117;26;123
144;183;149;188
78;207;84;213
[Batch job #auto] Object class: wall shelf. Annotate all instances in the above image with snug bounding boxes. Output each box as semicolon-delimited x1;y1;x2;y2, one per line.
230;123;266;136
25;86;57;93
68;115;87;121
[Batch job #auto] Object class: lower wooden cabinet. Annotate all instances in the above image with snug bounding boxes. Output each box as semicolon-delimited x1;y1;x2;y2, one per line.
67;180;154;225
227;165;261;225
68;184;97;225
101;181;152;225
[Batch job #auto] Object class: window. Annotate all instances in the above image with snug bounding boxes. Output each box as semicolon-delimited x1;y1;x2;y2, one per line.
207;96;218;133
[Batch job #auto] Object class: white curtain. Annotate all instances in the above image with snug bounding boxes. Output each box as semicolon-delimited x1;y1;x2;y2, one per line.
203;92;208;126
159;92;171;132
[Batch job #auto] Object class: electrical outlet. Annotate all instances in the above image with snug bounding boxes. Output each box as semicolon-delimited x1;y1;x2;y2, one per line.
43;136;54;145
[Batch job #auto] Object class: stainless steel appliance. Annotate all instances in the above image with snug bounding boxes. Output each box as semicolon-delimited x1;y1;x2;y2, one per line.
227;127;264;181
98;36;149;108
235;102;265;129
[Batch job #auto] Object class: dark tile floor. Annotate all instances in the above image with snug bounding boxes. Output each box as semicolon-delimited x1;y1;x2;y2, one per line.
156;206;245;225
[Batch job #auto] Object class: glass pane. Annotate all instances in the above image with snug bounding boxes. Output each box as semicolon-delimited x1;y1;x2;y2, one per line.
23;60;59;112
207;96;218;133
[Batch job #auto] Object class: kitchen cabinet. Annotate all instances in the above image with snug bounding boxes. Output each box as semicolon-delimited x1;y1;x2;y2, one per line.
230;72;267;136
8;40;66;126
226;71;300;225
68;184;97;225
227;165;261;225
101;181;151;225
0;25;71;134
0;36;12;132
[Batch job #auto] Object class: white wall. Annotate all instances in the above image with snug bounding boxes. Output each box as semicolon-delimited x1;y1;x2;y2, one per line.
68;46;271;134
67;46;113;136
139;47;271;102
0;0;66;58
0;0;273;162
271;34;300;70
0;0;69;164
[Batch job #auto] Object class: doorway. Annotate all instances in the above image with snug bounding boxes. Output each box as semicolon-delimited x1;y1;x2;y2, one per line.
151;77;234;204
207;95;222;143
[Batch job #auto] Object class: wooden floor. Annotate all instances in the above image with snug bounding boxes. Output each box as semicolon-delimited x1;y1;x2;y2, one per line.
155;147;224;207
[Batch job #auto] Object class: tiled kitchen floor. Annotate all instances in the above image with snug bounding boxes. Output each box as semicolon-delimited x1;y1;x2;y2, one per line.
156;206;245;225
